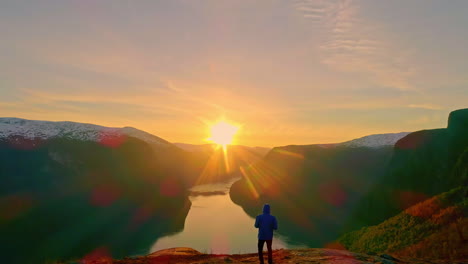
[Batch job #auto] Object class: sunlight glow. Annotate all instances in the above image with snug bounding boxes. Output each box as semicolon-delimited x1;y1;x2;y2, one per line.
207;121;239;146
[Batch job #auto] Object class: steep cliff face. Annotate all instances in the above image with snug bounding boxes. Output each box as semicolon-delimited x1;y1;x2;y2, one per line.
448;109;468;187
351;109;468;228
447;109;468;178
0;136;192;264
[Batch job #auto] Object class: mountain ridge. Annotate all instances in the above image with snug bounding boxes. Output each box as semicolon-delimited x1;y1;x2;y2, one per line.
340;132;411;148
1;117;412;149
0;117;171;147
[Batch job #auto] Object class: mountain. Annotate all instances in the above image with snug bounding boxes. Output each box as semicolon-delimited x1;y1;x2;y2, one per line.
0;118;199;263
174;143;218;154
0;118;233;186
0;117;270;188
349;108;468;228
229;132;409;247
338;132;411;148
0;118;273;263
338;186;467;260
230;108;468;249
0;117;172;148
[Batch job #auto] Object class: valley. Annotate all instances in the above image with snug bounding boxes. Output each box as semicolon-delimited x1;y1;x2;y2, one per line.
0;109;466;263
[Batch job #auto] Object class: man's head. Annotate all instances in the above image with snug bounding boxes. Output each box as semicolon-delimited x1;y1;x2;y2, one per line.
263;204;270;214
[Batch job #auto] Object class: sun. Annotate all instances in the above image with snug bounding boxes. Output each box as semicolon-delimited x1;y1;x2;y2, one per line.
208;121;239;146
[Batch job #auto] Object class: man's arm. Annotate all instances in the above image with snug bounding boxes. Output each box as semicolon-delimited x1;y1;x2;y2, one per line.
273;216;278;230
254;215;260;228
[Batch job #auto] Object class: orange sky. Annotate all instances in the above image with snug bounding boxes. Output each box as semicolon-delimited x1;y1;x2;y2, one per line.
1;1;467;147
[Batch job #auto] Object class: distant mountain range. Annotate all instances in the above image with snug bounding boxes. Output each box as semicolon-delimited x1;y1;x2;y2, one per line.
0;117;411;191
0;117;268;185
0;117;409;150
174;142;271;158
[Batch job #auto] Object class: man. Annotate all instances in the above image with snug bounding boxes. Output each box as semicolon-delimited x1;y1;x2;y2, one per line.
254;204;278;264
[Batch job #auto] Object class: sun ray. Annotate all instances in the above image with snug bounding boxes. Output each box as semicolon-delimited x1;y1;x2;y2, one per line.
222;145;230;173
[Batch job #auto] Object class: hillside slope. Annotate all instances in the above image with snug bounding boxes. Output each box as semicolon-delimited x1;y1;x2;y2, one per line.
0;134;192;263
350;108;468;228
338;186;467;260
230;141;397;247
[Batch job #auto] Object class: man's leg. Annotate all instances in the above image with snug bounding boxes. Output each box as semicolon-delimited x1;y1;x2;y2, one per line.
258;240;265;264
266;240;273;264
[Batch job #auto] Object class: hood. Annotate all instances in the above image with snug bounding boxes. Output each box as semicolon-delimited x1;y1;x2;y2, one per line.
263;204;270;214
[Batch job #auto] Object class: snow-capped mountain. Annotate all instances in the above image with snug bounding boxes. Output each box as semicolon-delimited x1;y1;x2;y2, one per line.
338;132;411;148
0;117;171;147
0;117;411;149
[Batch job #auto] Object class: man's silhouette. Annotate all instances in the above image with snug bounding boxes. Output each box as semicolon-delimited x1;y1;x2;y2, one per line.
254;204;278;264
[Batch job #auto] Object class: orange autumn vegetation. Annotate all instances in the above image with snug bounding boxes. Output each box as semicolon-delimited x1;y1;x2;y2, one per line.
337;186;467;260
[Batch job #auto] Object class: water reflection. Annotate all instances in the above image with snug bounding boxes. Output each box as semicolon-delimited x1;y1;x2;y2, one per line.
151;178;299;254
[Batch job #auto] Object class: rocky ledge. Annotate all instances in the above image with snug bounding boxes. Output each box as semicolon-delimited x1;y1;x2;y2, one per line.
77;247;464;264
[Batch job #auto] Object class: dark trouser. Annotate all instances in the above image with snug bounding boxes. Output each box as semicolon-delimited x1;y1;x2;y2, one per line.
258;239;273;264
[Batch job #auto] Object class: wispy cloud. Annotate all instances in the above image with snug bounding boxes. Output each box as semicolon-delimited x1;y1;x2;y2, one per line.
292;0;334;23
407;104;444;110
293;0;415;90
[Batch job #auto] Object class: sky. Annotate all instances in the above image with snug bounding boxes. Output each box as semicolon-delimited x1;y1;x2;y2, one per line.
1;0;467;147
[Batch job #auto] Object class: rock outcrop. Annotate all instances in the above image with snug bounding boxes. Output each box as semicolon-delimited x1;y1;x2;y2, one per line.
75;247;457;264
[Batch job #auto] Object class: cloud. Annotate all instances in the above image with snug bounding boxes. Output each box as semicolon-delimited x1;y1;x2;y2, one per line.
292;0;334;22
407;104;444;110
293;0;415;90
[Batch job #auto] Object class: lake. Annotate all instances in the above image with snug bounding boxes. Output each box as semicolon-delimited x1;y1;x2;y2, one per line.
151;178;302;254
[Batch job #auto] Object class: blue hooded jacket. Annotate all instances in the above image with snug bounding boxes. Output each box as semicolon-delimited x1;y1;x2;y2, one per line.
254;204;278;240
